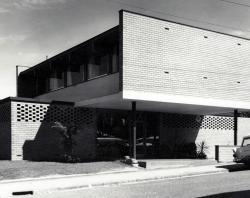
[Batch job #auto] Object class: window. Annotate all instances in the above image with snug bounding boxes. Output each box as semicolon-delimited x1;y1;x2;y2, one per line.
67;63;85;86
87;55;108;79
67;51;87;86
37;69;50;94
111;45;119;73
50;67;65;90
49;59;66;91
242;138;250;146
87;28;119;79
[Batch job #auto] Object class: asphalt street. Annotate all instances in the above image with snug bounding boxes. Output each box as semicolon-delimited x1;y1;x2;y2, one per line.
20;165;250;198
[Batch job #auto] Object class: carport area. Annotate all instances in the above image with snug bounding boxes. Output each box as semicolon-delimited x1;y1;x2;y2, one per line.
75;92;250;161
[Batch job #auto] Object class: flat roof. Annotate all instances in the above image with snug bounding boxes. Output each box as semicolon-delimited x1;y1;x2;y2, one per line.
0;97;74;105
75;93;250;116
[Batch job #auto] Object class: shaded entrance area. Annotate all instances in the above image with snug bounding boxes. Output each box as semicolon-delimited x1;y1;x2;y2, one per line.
135;117;160;159
94;105;239;161
95;109;160;160
76;92;249;161
1;97;250;162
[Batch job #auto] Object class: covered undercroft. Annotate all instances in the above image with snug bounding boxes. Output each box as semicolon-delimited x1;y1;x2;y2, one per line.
96;107;234;160
75;91;250;161
0;97;250;162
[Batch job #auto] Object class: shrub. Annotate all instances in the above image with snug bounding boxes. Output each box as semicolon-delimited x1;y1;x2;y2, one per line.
52;121;80;163
184;143;197;158
169;142;197;158
196;141;208;159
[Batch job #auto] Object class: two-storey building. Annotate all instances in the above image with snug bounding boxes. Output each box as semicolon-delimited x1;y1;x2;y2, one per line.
1;10;250;161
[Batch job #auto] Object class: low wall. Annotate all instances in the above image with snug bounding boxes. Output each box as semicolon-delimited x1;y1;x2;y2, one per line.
160;114;234;159
215;145;240;162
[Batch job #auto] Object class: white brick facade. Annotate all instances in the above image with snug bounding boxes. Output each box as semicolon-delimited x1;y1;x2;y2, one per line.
122;11;250;109
11;102;50;160
160;114;235;158
9;100;97;161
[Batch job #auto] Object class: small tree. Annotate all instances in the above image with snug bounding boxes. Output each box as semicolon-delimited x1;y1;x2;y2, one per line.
52;121;79;163
196;141;209;159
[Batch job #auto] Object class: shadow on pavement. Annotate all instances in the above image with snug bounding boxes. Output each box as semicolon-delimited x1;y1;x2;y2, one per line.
216;163;250;172
198;190;250;198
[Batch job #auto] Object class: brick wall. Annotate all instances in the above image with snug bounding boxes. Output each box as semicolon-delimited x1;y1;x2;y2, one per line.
1;98;250;161
160;114;234;158
122;11;250;107
11;101;96;161
0;102;11;159
215;145;240;162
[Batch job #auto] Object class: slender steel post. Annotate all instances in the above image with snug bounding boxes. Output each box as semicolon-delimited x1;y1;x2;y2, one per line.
129;118;132;157
132;101;137;159
234;109;238;146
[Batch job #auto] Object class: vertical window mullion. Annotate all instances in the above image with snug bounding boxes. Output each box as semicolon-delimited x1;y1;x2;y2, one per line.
108;53;112;74
84;59;88;81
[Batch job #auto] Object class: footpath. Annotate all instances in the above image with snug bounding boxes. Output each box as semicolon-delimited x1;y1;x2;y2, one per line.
0;159;235;197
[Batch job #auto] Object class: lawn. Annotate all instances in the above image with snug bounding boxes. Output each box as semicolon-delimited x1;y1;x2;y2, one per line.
0;160;132;181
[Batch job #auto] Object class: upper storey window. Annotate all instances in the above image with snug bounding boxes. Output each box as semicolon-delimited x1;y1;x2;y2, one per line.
17;27;119;97
67;51;86;86
87;54;109;79
87;31;119;79
49;57;67;91
67;63;85;86
37;66;50;95
111;45;119;73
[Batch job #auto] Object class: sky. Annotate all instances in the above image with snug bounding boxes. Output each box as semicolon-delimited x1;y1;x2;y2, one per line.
0;0;250;99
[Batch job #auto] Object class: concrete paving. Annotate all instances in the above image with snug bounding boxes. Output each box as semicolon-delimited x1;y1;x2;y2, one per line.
0;160;232;197
141;159;218;169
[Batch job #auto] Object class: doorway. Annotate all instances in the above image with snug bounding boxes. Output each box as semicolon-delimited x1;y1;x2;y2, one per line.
136;122;147;158
135;115;160;159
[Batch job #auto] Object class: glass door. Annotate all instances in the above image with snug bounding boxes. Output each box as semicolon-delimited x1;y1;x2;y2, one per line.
136;122;147;158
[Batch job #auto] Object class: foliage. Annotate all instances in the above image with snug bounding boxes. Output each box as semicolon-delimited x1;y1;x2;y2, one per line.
52;121;80;163
96;139;129;160
157;140;209;159
184;142;197;158
196;141;209;159
173;142;197;158
161;141;208;159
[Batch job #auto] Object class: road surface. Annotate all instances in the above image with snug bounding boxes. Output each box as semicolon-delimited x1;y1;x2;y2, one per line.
24;164;250;198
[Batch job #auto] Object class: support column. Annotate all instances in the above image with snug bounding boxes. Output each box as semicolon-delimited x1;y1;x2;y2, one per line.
132;101;137;159
234;109;238;146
